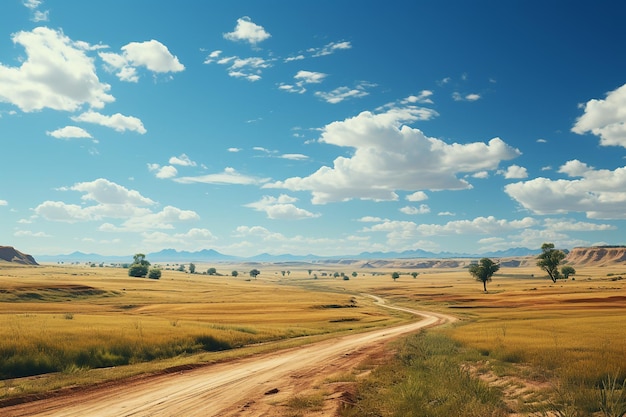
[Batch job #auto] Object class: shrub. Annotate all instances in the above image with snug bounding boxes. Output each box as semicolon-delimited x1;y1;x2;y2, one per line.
128;264;148;277
148;268;162;279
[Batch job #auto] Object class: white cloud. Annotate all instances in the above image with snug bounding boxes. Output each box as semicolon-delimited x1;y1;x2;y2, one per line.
267;106;520;204
22;0;42;9
0;200;8;206
281;153;308;160
148;164;178;179
70;178;155;206
294;70;327;84
228;147;241;152
245;195;320;220
472;171;489;179
72;111;146;134
0;27;114;112
99;39;184;82
453;92;481;102
502;164;528;179
315;84;371;104
404;90;433;104
46;126;92;139
543;218;615;231
223;17;271;46
207;55;271;81
358;216;386;222
169;153;196;167
140;228;216;249
32;10;49;22
14;230;50;237
572;83;626;147
505;160;626;219
406;191;428;202
309;41;352;57
174;167;270;185
400;204;430;215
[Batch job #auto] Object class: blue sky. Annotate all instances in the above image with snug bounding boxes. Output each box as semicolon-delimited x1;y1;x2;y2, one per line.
2;0;626;257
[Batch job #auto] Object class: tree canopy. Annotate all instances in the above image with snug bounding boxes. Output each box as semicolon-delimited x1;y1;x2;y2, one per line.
536;243;567;283
469;258;500;292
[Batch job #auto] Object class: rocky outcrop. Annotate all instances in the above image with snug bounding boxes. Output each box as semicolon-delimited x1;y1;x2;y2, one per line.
565;246;626;266
0;246;39;265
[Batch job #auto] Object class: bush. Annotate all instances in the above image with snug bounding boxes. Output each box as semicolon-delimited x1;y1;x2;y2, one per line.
148;268;162;279
128;264;148;277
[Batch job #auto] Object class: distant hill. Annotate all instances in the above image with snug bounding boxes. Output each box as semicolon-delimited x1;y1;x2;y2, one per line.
0;246;38;265
33;247;542;264
565;246;626;266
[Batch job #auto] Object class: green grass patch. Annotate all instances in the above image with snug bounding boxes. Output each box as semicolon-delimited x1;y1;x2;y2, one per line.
341;331;507;417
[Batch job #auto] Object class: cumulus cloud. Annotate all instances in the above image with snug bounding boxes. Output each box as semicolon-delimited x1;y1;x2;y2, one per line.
174;167;270;185
245;195;320;220
34;179;199;233
148;163;178;179
0;27;114;112
267;106;520;204
502;164;528;179
295;70;327;84
406;191;428;202
140;228;216;249
72;111;146;134
400;204;430;215
505;159;626;219
99;39;184;82
572;83;626;147
169;153;196;167
0;199;8;206
223;17;271;46
46;126;93;139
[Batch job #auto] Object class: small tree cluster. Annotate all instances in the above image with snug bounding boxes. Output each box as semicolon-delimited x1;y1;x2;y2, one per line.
128;253;160;279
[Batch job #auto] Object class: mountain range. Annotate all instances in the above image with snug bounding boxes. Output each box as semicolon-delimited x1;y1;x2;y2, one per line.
33;247;541;264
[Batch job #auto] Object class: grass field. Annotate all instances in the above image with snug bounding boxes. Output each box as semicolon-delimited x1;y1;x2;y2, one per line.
1;260;626;415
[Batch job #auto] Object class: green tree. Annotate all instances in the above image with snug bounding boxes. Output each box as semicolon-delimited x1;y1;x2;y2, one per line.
537;243;567;283
207;267;217;275
231;270;239;277
308;269;312;276
468;258;500;292
148;268;162;279
128;253;150;277
392;272;400;281
249;269;260;279
352;271;358;278
561;265;576;279
189;263;196;274
411;272;419;279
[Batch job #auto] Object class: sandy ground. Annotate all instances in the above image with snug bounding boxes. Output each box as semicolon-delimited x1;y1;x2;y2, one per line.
2;297;454;417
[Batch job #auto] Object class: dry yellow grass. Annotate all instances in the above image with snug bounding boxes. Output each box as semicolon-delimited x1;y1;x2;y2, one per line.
1;260;625;411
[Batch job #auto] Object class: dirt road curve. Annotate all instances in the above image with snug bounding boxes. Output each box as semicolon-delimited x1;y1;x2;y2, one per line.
3;296;455;417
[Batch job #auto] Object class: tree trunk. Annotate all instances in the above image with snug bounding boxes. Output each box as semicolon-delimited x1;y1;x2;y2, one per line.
483;281;487;292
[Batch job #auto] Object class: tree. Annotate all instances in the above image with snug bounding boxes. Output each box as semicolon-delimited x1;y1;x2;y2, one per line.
537;243;567;283
561;265;576;279
392;272;400;281
411;272;419;279
189;263;196;274
207;267;217;275
352;271;358;278
249;269;260;279
148;268;162;279
128;253;150;277
231;270;239;277
468;258;500;292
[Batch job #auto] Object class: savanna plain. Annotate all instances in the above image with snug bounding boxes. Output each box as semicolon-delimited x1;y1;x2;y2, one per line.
0;258;625;416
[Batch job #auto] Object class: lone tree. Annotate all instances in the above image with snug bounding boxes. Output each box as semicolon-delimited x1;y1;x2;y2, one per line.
128;253;150;277
469;257;500;292
249;269;260;279
392;272;400;281
537;243;567;283
189;263;196;274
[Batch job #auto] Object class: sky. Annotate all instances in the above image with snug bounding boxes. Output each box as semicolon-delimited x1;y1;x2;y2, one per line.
1;0;626;258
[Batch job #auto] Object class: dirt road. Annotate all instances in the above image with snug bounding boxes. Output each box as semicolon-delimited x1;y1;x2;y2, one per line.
3;296;454;417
